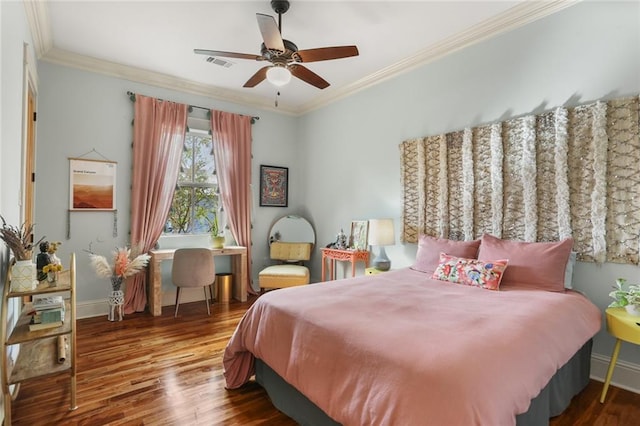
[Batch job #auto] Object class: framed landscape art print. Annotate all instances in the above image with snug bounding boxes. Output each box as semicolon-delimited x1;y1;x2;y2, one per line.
260;165;288;207
69;158;117;210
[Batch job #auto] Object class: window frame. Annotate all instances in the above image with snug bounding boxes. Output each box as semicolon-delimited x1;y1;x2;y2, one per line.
164;126;219;235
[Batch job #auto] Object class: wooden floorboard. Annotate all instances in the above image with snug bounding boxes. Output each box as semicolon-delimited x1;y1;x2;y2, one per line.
8;297;640;425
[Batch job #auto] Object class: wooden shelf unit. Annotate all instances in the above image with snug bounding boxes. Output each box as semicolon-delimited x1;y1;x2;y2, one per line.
1;253;77;424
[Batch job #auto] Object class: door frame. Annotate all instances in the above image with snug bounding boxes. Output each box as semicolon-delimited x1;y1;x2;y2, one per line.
21;42;38;233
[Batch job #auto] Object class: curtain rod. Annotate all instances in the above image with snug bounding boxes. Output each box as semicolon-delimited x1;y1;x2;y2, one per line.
126;91;259;124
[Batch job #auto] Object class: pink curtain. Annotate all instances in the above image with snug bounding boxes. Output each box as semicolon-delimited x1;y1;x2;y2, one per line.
210;110;255;295
126;95;188;313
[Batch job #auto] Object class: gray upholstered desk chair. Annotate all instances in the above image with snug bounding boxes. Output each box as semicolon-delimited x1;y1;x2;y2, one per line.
171;248;215;317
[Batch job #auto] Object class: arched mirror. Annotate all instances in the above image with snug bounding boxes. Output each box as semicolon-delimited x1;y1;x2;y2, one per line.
269;215;315;248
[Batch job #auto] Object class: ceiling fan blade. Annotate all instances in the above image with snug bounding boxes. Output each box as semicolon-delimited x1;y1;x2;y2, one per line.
194;49;262;61
289;64;330;89
295;46;359;63
256;13;285;52
243;66;270;88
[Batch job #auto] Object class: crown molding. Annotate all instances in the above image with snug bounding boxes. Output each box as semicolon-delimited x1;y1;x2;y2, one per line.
23;42;39;91
33;0;578;116
23;0;52;59
40;48;297;115
298;0;580;114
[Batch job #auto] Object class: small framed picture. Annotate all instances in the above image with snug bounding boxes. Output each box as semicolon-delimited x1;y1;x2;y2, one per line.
259;165;288;207
349;220;369;250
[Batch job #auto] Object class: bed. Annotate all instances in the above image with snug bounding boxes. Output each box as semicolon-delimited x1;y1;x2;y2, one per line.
223;235;602;425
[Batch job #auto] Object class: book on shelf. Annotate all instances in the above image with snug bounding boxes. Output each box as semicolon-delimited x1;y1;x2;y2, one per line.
31;295;65;310
31;307;65;323
28;321;63;331
29;309;64;324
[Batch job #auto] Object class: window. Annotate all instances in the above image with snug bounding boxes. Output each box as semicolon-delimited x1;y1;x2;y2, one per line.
164;129;218;234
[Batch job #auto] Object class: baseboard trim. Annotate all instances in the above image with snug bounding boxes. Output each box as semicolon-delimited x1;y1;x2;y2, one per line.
77;299;109;319
77;289;215;319
591;353;640;395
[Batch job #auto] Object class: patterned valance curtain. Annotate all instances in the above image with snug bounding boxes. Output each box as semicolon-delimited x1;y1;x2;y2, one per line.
400;95;640;264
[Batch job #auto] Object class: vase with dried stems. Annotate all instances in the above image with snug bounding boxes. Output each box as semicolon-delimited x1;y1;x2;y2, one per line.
88;245;151;321
0;215;45;291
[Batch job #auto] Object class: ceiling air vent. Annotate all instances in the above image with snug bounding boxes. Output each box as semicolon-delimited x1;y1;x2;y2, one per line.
206;57;234;68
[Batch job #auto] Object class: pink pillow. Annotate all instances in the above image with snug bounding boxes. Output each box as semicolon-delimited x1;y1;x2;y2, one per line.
432;253;508;290
412;235;481;275
477;234;574;292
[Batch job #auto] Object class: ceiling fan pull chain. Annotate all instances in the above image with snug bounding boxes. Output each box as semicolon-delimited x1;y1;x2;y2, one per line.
275;91;281;108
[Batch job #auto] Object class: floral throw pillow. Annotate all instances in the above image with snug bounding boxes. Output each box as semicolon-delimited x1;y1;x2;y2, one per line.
432;252;509;291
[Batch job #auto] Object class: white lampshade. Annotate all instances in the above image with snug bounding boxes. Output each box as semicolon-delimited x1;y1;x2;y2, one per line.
266;66;292;87
368;219;395;246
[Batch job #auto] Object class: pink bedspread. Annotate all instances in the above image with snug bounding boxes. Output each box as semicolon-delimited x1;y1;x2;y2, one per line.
224;268;601;425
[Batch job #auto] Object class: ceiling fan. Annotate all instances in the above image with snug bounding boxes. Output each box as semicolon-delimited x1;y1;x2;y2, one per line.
194;0;359;90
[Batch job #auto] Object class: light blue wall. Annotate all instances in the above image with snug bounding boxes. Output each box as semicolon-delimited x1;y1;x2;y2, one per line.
35;62;300;301
298;1;640;364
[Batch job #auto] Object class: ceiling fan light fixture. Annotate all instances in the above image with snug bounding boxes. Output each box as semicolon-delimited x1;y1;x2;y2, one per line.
266;66;291;86
195;0;358;90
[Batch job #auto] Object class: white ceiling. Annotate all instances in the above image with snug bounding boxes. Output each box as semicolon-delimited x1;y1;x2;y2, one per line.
27;1;576;114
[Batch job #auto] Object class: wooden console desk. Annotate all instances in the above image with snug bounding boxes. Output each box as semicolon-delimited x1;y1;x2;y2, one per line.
321;248;369;281
148;246;248;316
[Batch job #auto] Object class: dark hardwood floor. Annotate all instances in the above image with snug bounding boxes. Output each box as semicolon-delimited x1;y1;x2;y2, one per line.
9;297;640;425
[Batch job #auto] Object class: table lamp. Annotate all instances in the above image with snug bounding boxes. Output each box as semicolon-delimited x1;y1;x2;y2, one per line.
368;218;395;271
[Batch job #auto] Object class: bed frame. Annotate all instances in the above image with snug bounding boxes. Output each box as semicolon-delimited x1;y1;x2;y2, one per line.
255;339;592;426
